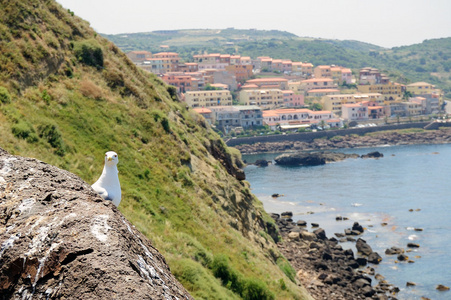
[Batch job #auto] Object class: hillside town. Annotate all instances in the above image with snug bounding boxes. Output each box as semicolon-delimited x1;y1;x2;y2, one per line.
126;50;445;133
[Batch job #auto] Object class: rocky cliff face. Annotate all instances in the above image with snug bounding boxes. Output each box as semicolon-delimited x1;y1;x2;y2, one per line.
0;147;193;299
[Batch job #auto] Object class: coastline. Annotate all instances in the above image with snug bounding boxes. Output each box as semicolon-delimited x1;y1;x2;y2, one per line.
239;130;451;299
273;213;399;300
234;128;451;155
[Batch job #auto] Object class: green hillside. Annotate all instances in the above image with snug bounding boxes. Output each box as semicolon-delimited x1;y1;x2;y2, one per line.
104;29;451;98
0;1;312;299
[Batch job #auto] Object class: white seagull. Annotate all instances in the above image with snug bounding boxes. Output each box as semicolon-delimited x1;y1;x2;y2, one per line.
92;151;121;207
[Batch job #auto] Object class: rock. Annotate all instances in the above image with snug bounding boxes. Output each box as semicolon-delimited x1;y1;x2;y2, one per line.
356;238;373;256
368;252;382;264
406;282;416;286
313;228;327;240
0;148;193;299
311;222;319;228
407;243;420;248
300;231;317;241
361;285;376;297
356;257;367;266
272;193;281;198
354;278;371;289
397;254;409;261
274;151;360;166
297;220;307;226
288;232;300;241
436;284;450;291
361;151;384;159
352;222;364;233
281;211;293;217
254;159;269;167
385;246;404;255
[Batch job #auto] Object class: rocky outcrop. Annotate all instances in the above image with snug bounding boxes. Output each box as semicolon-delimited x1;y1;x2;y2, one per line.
235;129;451;154
274;213;398;299
0;148;193;299
274;151;361;166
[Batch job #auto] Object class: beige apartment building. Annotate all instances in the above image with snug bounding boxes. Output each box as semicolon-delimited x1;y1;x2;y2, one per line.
322;93;384;115
184;90;232;108
244;78;289;90
357;82;404;101
406;82;441;97
300;78;336;91
239;89;284;109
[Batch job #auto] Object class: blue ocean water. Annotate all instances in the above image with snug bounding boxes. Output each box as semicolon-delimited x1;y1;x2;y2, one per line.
243;144;451;300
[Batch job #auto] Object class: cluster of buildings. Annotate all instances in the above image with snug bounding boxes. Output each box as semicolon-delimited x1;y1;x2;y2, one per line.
126;50;444;133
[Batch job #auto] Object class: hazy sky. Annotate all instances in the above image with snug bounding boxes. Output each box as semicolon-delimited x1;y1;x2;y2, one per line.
56;0;451;48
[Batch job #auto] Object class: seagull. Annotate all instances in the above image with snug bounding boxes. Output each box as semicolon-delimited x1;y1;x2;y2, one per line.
92;151;121;207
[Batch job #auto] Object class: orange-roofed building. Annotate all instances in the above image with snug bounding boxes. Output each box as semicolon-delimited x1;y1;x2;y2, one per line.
245;78;289;90
192;107;213;124
314;65;331;79
307;89;340;97
300;78;336;91
301;63;313;76
161;74;196;93
342;103;368;121
292;62;303;74
225;65;253;82
262;108;338;130
126;51;152;63
282;90;305;108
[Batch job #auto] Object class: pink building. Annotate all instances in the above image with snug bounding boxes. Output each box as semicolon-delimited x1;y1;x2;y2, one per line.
282;90;304;107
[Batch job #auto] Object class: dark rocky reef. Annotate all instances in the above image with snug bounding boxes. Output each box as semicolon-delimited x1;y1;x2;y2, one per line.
0;147;193;299
274;151;380;166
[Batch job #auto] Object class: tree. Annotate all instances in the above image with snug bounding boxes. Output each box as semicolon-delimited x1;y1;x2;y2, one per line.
403;90;413;100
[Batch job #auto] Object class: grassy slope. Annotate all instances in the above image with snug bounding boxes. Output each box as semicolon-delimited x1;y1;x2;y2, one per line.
0;1;312;299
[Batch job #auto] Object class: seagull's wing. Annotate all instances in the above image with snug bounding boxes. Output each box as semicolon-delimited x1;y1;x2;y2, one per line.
92;184;109;200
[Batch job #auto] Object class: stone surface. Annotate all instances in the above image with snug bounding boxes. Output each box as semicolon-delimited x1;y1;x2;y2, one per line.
356;238;373;256
0;148;193;299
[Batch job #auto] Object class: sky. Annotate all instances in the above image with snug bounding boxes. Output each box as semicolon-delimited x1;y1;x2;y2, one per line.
56;0;451;48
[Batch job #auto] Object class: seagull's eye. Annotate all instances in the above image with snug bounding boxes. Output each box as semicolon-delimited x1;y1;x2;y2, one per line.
114;155;117;157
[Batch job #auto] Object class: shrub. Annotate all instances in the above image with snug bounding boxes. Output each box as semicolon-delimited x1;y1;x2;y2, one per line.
242;278;274;300
0;87;11;104
38;123;66;156
211;254;243;295
161;117;170;133
73;40;104;69
11;121;38;143
79;79;103;100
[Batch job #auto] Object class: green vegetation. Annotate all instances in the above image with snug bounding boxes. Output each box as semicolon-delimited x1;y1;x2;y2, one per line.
0;1;312;299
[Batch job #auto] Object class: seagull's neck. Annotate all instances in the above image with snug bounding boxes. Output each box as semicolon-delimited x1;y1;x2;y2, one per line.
102;164;118;176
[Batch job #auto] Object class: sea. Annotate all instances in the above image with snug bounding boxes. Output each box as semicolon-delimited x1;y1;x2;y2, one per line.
243;143;451;300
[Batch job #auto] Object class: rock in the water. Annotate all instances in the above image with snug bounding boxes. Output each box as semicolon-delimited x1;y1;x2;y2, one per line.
356;238;373;256
361;151;384;159
274;151;360;166
385;246;404;255
352;222;364;233
368;252;382;264
407;243;420;248
254;159;269;167
0;148;193;299
436;284;450;291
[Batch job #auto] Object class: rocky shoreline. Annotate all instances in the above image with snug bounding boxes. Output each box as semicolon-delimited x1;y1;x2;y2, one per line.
235;129;451;154
273;212;399;300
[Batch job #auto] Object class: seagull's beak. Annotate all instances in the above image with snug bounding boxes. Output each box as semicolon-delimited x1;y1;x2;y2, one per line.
107;157;112;161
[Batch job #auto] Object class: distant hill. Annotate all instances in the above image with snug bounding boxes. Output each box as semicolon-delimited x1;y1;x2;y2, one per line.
104;29;451;98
